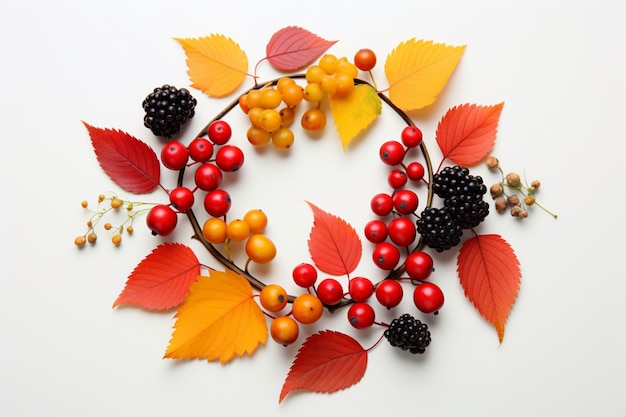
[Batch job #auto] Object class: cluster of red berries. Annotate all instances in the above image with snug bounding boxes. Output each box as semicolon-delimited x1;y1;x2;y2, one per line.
146;120;244;236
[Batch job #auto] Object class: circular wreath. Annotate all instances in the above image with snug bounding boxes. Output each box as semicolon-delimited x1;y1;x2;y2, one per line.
76;26;555;403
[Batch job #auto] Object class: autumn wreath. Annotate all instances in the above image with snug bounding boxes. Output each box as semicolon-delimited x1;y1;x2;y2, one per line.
75;26;555;402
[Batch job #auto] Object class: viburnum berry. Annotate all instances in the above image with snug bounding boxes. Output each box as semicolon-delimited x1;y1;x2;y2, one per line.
375;279;404;308
370;193;394;216
413;282;445;314
347;302;376;329
406;162;425;181
203;189;231;217
292;293;323;324
348;276;374;302
363;219;388;243
160;141;189;170
400;125;423;148
169;186;195;211
405;251;434;280
270;315;299;346
187;137;214;162
292;263;318;288
393;189;419;214
387;217;417;247
194;163;223;191
388;169;408;189
215;145;244;172
379;140;406;166
372;242;401;270
146;204;178;236
260;284;288;312
316;278;344;306
207;120;232;145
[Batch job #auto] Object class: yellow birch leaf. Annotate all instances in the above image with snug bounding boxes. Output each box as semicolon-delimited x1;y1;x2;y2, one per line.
175;35;248;98
384;39;465;111
164;269;267;364
330;84;382;149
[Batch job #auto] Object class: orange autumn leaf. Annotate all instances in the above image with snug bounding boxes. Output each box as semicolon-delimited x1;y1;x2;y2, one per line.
113;243;200;310
164;269;267;364
436;102;504;166
330;84;381;149
175;35;248;97
279;330;368;403
457;234;521;344
306;201;362;276
384;39;465;111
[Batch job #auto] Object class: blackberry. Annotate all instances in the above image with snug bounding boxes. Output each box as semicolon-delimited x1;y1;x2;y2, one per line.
416;206;463;252
142;84;197;138
384;313;431;354
446;196;490;229
433;165;487;202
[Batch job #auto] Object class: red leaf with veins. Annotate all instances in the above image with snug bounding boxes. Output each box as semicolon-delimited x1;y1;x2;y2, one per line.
266;26;337;71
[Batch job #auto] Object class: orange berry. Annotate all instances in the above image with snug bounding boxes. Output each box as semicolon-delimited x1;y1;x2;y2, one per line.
226;219;250;241
243;209;268;233
260;284;288;312
245;234;277;264
301;108;326;132
271;128;295;149
260;88;282;109
270;316;299;345
246;126;271;147
292;293;323;324
202;217;228;244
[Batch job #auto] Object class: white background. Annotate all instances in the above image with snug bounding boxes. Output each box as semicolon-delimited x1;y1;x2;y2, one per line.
1;1;625;416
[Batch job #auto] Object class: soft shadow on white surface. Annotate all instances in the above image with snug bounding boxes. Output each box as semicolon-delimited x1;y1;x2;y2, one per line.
1;1;625;416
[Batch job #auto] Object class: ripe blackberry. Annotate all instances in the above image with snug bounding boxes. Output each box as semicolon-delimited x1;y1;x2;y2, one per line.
384;313;431;354
416;206;463;252
446;196;490;229
433;165;487;202
142;84;197;138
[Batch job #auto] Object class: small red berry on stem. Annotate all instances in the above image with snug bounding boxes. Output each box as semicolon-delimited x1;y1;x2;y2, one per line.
216;145;244;172
207;120;232;145
316;278;344;306
188;137;214;162
160;141;189;170
405;251;434;280
348;276;374;302
292;263;318;288
169;186;195;212
363;219;388;243
413;282;444;314
400;125;423;148
372;242;400;270
203;189;231;217
375;279;404;308
379;140;406;166
146;204;178;236
354;48;377;72
347;302;376;329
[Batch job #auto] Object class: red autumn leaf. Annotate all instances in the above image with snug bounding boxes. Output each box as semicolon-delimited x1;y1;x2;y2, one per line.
113;243;201;310
83;121;161;194
279;330;368;403
457;234;521;343
306;201;362;276
435;102;504;167
265;26;337;71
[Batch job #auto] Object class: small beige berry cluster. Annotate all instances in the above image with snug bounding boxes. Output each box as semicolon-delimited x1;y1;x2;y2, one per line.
486;156;557;220
74;193;147;247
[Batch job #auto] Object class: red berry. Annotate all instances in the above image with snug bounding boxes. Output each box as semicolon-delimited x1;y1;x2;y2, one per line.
363;219;388;243
387;217;417;247
413;282;444;314
316;278;344;305
207;120;232;145
401;125;423;148
375;279;403;308
406;162;425;181
161;141;189;170
292;263;318;288
347;302;376;329
372;242;400;270
349;277;374;302
388;169;408;189
354;48;377;72
146;204;178;236
405;251;434;280
169;186;195;212
188;137;214;162
393;189;419;214
194;163;223;191
370;193;394;216
379;140;405;166
216;145;244;172
203;189;231;217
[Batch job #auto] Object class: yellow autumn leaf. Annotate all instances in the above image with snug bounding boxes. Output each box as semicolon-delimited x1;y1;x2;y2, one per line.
164;269;267;364
175;35;249;98
384;39;466;111
330;84;382;149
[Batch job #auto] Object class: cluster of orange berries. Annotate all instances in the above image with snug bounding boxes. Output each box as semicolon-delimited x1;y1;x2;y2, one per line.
201;208;277;267
74;193;144;247
487;155;557;219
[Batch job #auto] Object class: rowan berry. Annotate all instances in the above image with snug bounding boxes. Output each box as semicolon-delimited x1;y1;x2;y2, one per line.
202;217;228;244
363;219;388;243
413;282;444;314
375;279;403;308
292;263;318;288
393;189;419;214
387;217;417;247
146;204;178;236
207;120;232;145
405;251;434;280
348;277;374;302
188;137;214;162
226;219;250;241
347;303;376;329
370;193;394;216
354;48;377;72
203;189;231;217
161;141;189;170
400;125;423;148
194;163;223;191
260;284;288;312
245;234;277;264
216;145;244;172
406;162;425;181
372;242;401;270
270;315;299;346
379;140;406;166
388;169;408;189
292;293;323;324
316;278;344;306
243;209;268;234
169;186;194;212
